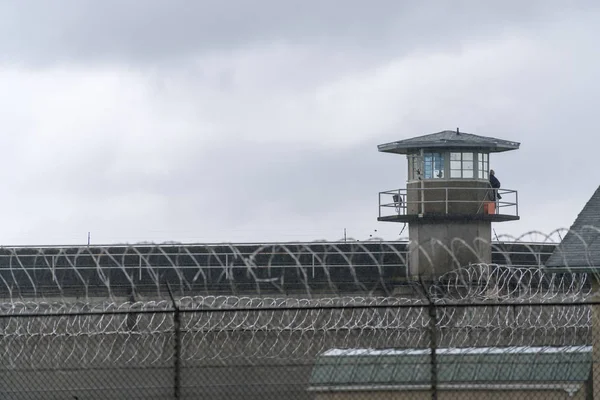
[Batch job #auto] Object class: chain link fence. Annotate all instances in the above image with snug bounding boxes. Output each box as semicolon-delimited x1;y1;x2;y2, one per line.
0;299;597;399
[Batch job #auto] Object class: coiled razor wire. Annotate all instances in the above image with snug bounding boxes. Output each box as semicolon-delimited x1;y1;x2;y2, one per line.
435;263;591;302
0;291;592;367
0;302;591;367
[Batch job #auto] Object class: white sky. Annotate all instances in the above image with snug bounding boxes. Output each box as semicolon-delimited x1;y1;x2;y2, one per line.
0;1;598;245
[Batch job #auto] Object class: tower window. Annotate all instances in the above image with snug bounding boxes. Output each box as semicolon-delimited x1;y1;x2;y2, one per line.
478;153;489;179
424;152;444;179
450;152;474;178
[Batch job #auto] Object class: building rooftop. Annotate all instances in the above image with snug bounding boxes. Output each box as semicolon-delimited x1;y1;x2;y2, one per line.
378;130;520;155
309;346;591;391
0;241;556;298
545;185;600;272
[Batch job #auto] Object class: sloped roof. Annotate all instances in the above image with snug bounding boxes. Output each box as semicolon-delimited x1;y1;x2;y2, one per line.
545;185;600;271
309;346;591;389
378;130;520;154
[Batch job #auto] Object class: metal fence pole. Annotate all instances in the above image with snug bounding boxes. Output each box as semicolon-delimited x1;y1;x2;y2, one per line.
167;283;182;400
173;306;182;399
429;302;438;400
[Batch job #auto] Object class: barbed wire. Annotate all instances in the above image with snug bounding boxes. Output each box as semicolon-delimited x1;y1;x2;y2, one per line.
435;264;590;302
0;299;590;367
0;286;592;366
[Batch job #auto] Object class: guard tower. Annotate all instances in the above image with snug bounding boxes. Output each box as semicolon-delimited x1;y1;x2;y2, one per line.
377;129;520;280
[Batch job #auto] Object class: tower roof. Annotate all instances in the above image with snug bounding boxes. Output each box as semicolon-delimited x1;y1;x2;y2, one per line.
378;130;520;154
545;185;600;272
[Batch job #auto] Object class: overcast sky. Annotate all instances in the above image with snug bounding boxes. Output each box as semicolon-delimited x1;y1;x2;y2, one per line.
0;0;598;245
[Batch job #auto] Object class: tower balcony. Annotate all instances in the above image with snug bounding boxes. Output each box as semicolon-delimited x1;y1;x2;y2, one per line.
378;185;520;223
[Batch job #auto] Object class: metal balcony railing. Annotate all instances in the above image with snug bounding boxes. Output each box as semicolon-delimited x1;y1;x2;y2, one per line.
378;186;519;219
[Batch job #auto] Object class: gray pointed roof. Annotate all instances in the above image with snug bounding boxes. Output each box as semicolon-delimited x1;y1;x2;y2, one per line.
545;185;600;271
378;130;520;154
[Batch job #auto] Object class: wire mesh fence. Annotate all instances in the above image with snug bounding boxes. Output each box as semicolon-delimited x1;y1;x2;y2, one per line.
0;299;597;399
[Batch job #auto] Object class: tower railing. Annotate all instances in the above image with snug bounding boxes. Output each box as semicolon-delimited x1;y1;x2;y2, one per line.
378;187;519;218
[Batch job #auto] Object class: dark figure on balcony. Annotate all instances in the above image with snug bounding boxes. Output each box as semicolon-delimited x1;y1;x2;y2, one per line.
489;169;502;201
392;193;403;214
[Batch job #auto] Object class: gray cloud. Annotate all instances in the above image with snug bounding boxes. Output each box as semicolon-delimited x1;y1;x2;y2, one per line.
1;1;595;66
0;1;598;244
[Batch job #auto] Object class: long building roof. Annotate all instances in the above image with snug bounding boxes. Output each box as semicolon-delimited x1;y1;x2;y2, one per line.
310;346;591;389
0;241;556;298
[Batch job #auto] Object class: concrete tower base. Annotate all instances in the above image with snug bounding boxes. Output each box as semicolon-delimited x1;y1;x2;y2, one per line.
408;220;492;280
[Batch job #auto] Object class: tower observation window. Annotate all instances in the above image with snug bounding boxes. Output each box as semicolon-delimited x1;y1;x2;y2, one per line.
450;152;474;178
424;153;444;179
478;153;489;179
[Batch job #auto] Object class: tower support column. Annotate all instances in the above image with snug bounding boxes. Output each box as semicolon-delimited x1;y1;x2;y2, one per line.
408;221;491;279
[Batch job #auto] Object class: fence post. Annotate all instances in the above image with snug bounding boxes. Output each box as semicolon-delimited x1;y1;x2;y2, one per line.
420;278;438;400
167;283;182;400
429;301;438;400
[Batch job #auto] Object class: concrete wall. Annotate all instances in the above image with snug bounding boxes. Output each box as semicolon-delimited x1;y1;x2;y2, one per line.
408;221;491;279
407;181;491;215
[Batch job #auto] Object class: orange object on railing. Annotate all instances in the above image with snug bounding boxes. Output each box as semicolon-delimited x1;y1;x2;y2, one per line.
484;202;496;215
